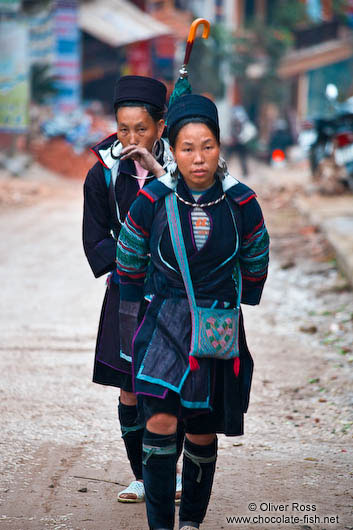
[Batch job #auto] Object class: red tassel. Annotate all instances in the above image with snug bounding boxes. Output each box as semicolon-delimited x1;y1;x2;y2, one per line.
189;355;200;371
233;357;240;377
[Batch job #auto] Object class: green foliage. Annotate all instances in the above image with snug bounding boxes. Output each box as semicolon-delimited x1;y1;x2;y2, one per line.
181;1;349;110
230;2;307;111
232;0;349;110
332;0;350;22
30;64;58;104
234;4;307;69
269;0;309;30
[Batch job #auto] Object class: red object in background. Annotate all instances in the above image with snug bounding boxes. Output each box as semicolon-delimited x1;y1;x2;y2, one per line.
336;131;353;148
301;119;314;130
272;149;286;162
31;138;96;179
127;40;152;76
155;34;175;58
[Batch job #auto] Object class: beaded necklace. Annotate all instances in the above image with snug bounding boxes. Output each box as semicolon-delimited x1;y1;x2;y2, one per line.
174;191;226;208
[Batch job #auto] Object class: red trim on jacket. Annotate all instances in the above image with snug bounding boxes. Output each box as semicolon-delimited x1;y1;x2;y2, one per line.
239;193;256;206
117;270;146;279
137;188;155;203
127;212;150;237
90;133;118;169
242;273;267;282
89;147;110;169
244;219;264;240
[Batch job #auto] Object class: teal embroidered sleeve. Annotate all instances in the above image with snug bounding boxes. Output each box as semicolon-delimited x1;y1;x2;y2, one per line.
239;197;270;305
117;197;152;302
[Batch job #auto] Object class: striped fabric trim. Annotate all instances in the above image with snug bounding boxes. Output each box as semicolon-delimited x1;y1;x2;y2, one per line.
244;219;264;240
240;222;269;284
121;423;144;436
117;213;149;282
191;206;210;250
242;273;268;282
127;212;149;237
142;443;177;464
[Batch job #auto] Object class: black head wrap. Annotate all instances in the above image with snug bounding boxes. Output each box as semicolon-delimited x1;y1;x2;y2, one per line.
167;94;220;145
113;75;167;113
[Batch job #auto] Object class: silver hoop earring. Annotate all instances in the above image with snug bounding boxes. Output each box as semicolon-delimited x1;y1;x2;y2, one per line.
152;139;163;159
110;139;123;160
216;156;228;179
168;160;178;179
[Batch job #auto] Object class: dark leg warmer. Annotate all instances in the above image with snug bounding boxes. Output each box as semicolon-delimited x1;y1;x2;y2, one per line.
176;421;185;461
142;429;177;530
118;400;144;481
179;437;218;528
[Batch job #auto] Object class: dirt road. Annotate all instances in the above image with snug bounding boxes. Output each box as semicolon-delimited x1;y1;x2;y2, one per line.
0;163;352;530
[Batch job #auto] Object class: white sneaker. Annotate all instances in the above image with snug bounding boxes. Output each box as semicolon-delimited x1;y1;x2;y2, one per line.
175;473;182;504
117;480;145;503
180;522;199;529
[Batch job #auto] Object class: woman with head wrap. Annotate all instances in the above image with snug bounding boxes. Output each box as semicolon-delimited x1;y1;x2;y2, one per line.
82;75;183;503
116;94;270;529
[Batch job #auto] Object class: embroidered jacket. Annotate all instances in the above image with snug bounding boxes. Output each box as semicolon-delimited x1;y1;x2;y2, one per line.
82;134;173;387
117;172;269;306
83;134;172;278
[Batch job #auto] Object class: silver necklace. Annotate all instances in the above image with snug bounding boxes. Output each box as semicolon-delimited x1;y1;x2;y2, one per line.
174;191;226;208
129;173;155;180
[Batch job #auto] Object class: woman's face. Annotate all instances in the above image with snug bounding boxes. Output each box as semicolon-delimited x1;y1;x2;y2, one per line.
116;106;164;152
170;122;220;190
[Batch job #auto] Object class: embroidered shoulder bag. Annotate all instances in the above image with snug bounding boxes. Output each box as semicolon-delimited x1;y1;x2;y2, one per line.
165;192;241;376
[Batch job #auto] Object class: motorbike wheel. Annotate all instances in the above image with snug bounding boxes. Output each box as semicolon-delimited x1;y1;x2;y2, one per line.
309;141;327;176
309;148;318;176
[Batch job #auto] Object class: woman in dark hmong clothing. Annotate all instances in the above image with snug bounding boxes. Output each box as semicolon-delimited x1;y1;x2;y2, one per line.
116;94;270;530
82;76;184;502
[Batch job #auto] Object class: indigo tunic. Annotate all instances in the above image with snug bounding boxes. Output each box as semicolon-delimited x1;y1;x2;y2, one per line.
117;171;270;435
83;134;171;388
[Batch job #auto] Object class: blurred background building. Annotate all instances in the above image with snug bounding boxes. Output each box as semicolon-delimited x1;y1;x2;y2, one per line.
1;0;353;172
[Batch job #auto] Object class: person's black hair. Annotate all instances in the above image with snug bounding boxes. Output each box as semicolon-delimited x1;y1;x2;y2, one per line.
168;116;220;147
115;100;165;123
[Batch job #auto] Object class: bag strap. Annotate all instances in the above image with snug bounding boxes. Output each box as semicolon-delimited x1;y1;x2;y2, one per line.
165;193;197;312
165;191;242;376
166;192;242;309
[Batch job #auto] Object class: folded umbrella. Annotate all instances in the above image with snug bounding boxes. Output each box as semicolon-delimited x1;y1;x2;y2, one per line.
168;18;211;109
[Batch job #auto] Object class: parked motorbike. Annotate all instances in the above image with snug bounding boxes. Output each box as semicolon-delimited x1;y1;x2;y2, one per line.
300;84;353;194
268;117;294;166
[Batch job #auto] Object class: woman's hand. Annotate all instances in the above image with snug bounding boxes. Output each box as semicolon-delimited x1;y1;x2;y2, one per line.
120;145;165;178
